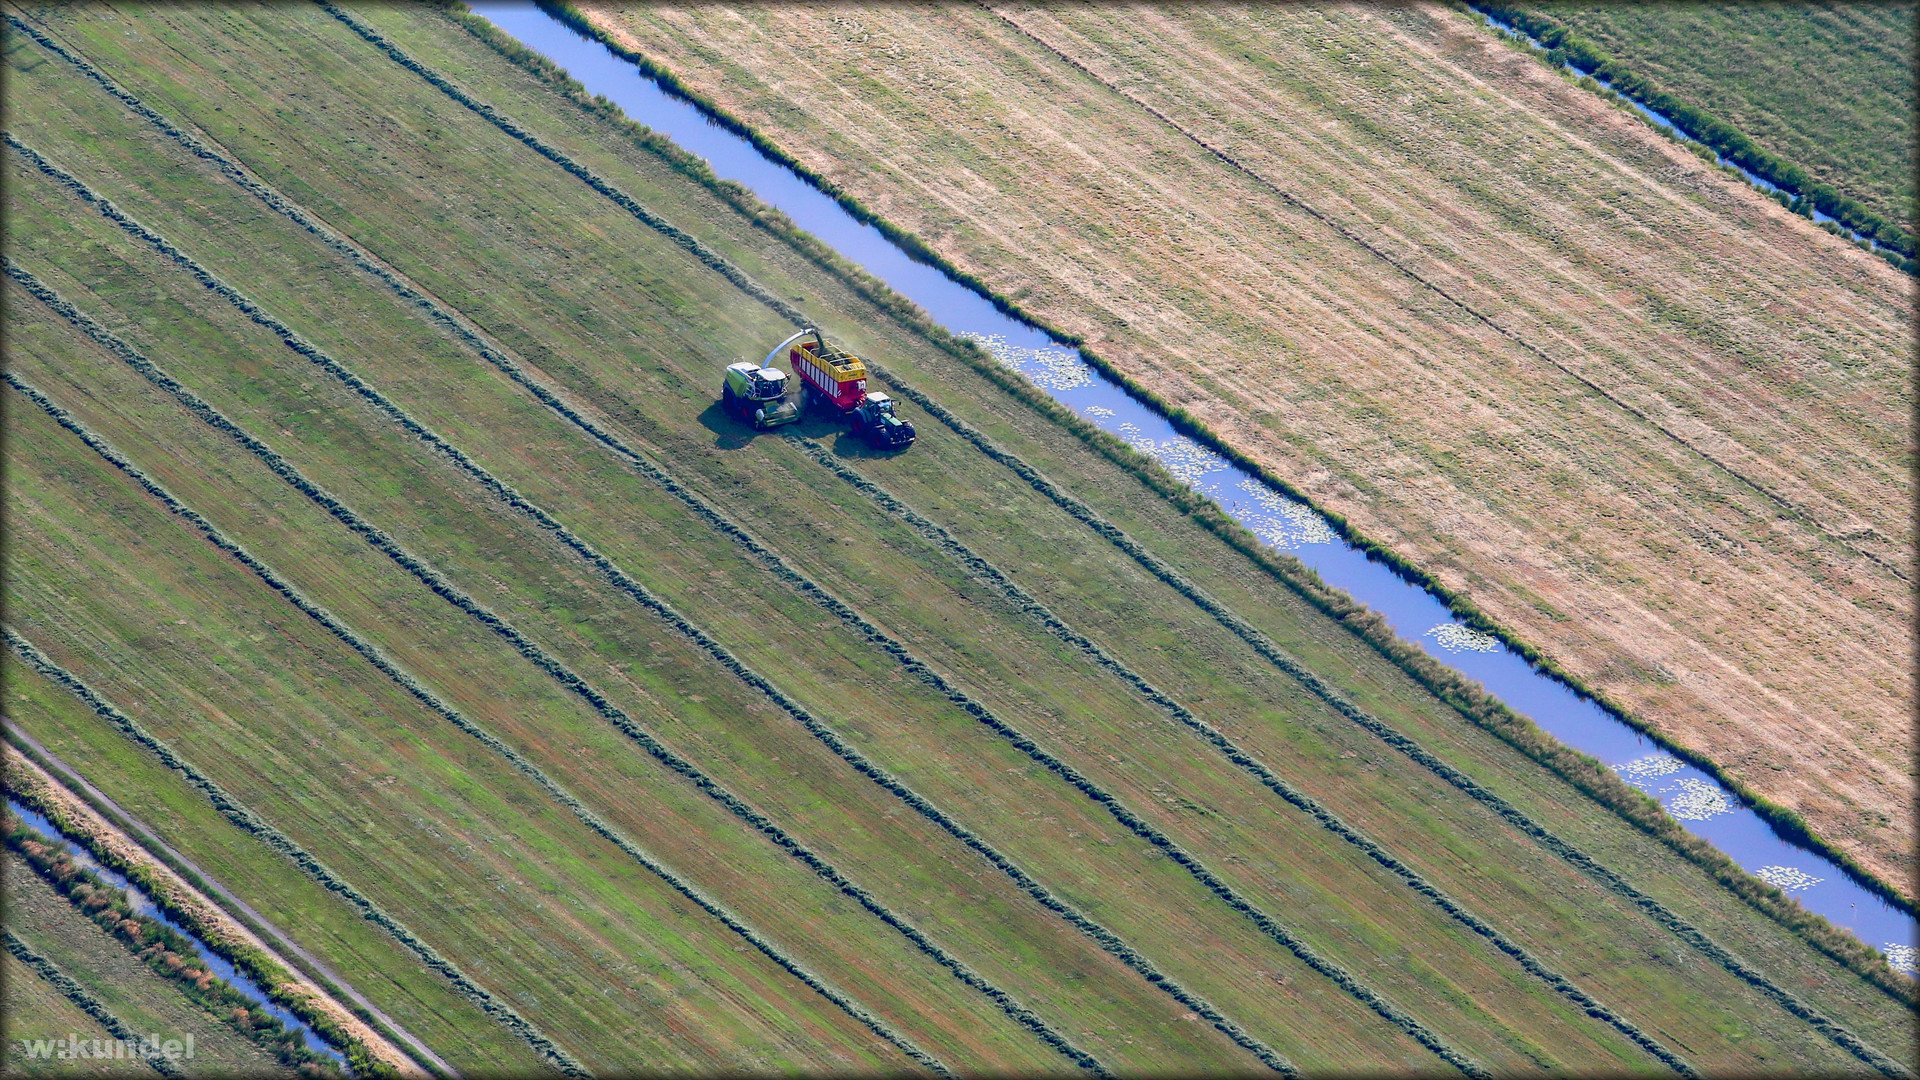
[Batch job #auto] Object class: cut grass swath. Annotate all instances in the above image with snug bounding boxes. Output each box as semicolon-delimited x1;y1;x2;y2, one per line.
1;629;588;1078
790;434;1699;1077
5;927;176;1077
1;252;1104;1079
1;369;949;1079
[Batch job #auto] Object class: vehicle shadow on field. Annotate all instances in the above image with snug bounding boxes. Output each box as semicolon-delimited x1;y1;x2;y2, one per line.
696;400;758;451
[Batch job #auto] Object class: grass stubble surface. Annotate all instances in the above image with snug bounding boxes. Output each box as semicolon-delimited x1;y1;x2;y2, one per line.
3;946;143;1077
580;1;1916;895
4;1;1914;1074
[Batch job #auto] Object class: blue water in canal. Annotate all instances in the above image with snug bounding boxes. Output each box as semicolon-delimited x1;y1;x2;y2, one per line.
7;800;348;1066
473;3;1914;966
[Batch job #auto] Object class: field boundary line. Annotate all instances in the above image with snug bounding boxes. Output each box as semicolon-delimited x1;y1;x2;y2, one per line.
1;626;589;1078
872;377;1914;1080
3;729;447;1079
2;236;1098;1076
980;4;1906;585
791;435;1699;1076
4;927;176;1076
0;370;947;1078
489;0;1917;935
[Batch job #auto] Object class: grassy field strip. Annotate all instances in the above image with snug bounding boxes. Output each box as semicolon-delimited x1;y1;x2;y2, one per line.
5;729;449;1080
4;373;994;1078
3;98;1336;1068
3;950;132;1077
2;256;1103;1077
5;930;173;1076
790;434;1699;1075
878;375;1912;1079
310;3;809;336
0;666;552;1078
977;5;1902;587
3;372;949;1078
3;630;589;1079
2;57;1482;1074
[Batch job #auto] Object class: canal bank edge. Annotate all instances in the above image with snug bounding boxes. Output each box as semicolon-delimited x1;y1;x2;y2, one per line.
439;0;1916;997
3;737;422;1078
1470;2;1915;270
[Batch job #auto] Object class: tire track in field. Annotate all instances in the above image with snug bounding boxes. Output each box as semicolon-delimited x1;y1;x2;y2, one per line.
790;435;1699;1076
283;16;1495;1072
1;370;947;1079
2;256;1094;1075
24;10;1891;1069
4;928;176;1076
12;55;1302;1074
979;5;1906;585
3;630;587;1078
876;376;1915;1080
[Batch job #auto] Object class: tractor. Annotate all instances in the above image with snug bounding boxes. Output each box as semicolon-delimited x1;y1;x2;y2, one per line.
773;328;915;449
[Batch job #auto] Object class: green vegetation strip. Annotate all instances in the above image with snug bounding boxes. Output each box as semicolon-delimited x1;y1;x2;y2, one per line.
792;435;1696;1076
479;0;1920;940
6;811;348;1075
1;371;946;1078
4;928;174;1076
4;739;422;1079
1475;2;1913;264
1;228;1097;1076
2;628;586;1078
877;380;1913;1080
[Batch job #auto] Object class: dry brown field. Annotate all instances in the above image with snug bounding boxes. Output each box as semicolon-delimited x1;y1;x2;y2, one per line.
583;1;1917;894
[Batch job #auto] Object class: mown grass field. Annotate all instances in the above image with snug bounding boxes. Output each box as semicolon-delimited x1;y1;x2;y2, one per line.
1531;2;1914;232
582;1;1915;897
2;951;135;1077
4;2;1914;1074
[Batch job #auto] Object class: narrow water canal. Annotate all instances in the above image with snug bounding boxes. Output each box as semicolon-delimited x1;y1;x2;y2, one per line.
473;3;1915;965
7;799;350;1068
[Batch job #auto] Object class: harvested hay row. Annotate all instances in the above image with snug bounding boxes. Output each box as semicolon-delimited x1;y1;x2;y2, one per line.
2;627;588;1078
1;370;948;1079
2;243;1098;1075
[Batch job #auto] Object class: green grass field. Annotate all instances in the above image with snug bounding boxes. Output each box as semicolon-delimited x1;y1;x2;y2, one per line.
4;3;1912;1074
1530;2;1914;231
